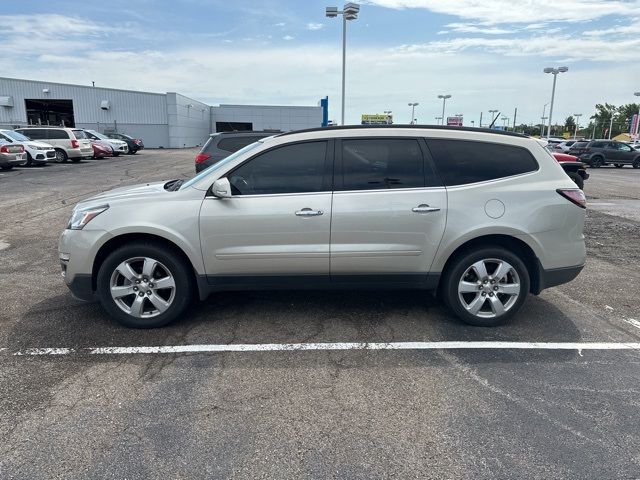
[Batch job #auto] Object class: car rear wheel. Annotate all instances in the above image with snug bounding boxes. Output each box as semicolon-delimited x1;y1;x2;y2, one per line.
442;247;530;327
97;242;194;328
54;149;68;163
567;172;584;189
633;158;640;169
0;165;14;171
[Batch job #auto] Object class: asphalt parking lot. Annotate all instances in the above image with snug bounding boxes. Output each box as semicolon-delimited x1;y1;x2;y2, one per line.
1;151;640;479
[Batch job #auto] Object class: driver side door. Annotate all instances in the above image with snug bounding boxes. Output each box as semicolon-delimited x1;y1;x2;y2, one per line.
199;140;333;286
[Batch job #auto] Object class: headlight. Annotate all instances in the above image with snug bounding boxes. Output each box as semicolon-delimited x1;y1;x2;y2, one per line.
67;205;109;230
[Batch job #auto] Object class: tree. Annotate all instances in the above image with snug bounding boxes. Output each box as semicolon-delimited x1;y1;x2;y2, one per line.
565;116;575;132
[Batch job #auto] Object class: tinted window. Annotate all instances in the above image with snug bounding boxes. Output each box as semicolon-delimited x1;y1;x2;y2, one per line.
17;129;46;140
216;136;265;153
47;129;70;140
591;142;605;148
340;138;425;191
427;139;538;186
228;141;327;195
572;142;588;148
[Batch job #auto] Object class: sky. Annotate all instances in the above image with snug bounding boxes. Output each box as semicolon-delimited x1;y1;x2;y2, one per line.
1;0;639;126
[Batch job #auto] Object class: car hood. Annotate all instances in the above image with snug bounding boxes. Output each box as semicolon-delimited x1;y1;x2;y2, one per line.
82;181;168;205
25;140;54;149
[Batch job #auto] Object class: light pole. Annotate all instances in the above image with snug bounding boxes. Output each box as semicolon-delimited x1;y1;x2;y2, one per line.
408;103;418;125
543;66;568;138
501;116;509;128
384;110;392;125
540;116;548;136
471;120;475;127
326;3;360;125
573;113;582;139
438;94;451;125
488;109;498;128
435;116;442;125
634;92;640;144
541;103;549;136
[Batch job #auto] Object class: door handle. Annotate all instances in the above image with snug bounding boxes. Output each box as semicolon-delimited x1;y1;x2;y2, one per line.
412;204;440;213
295;208;324;217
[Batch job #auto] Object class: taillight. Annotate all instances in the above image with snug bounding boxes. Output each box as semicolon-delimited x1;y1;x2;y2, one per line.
557;189;586;208
0;145;8;153
195;153;211;164
134;139;142;145
71;139;79;148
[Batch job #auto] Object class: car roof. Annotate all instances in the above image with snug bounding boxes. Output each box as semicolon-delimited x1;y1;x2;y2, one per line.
210;130;282;137
276;124;527;139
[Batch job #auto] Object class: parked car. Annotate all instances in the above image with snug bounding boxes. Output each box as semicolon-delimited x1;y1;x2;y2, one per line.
14;127;93;163
0;140;26;170
107;133;144;154
554;140;578;153
0;129;55;166
573;139;640;168
195;130;281;172
552;152;589;189
60;125;586;328
82;130;128;156
90;140;114;159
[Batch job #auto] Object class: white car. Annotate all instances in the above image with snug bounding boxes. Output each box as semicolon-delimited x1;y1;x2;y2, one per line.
554;140;578;153
0;129;56;166
82;129;129;156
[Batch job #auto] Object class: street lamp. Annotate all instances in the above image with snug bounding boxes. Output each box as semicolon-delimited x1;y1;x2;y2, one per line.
408;103;418;125
326;3;360;125
541;103;549;136
438;94;451;125
541;116;548;136
633;92;640;144
501;116;509;128
543;66;569;138
435;116;442;124
383;110;392;125
573;113;582;139
488;109;499;128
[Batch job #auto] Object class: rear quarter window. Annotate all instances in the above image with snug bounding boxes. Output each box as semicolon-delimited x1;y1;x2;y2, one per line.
47;129;70;140
216;136;264;153
426;139;538;186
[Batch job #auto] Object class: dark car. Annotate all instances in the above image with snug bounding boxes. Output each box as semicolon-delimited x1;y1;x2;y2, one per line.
195;131;281;172
107;133;144;154
571;140;640;168
552;152;589;189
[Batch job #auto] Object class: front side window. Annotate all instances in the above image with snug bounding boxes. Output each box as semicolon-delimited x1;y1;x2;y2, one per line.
228;141;327;196
426;139;538;186
340;138;425;191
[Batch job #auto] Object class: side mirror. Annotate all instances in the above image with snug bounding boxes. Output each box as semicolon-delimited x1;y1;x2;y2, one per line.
212;177;232;198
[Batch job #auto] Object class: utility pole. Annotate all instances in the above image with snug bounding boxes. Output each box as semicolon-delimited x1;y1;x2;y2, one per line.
479;111;483;128
512;107;517;132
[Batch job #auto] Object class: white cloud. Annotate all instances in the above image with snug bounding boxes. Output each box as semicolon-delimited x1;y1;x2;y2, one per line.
282;35;295;41
273;22;286;27
442;22;514;35
365;0;640;24
583;17;640;36
306;22;325;31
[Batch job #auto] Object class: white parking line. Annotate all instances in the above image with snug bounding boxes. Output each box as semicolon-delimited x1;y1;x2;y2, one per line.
7;341;640;356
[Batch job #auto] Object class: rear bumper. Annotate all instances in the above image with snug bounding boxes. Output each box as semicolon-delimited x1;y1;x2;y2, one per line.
535;263;584;294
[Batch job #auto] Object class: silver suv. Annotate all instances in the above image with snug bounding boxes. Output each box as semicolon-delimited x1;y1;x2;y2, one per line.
59;126;586;328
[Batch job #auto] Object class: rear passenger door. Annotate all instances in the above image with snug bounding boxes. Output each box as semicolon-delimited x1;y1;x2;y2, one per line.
330;137;447;282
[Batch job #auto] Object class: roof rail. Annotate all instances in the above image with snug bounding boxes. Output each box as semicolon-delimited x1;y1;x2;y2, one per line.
276;124;528;138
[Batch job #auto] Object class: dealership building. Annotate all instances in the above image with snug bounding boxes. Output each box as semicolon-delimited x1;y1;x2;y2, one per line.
0;77;327;148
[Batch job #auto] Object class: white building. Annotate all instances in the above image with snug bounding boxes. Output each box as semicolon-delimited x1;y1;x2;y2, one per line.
0;77;325;148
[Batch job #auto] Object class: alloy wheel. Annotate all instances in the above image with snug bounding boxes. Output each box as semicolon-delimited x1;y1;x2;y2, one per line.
457;258;521;319
109;256;176;318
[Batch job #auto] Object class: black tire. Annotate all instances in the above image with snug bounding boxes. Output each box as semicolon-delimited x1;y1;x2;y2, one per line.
25;153;33;167
591;156;603;168
0;165;13;171
54;149;68;163
113;152;120;157
97;242;194;328
633;158;640;169
614;164;623;168
71;157;81;163
567;172;584;189
441;247;530;327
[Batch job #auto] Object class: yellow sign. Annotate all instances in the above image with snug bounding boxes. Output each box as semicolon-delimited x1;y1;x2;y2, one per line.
361;114;392;125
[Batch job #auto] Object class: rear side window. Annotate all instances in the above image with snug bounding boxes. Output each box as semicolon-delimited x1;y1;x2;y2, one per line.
340;138;426;191
572;142;588;148
47;129;70;140
72;130;88;139
590;142;605;148
228;141;327;195
17;129;46;140
217;136;264;153
426;139;538;186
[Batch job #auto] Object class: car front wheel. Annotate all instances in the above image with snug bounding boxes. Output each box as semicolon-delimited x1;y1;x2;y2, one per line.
54;149;68;163
97;242;194;328
442;247;530;327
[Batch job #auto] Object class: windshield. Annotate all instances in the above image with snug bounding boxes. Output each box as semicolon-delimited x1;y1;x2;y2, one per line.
3;131;30;142
179;141;263;190
86;130;109;140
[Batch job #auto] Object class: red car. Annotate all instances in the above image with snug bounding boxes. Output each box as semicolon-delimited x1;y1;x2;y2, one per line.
90;140;114;159
552;152;589;189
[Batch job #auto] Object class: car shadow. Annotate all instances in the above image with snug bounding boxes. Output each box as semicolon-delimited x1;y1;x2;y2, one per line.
13;288;582;355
